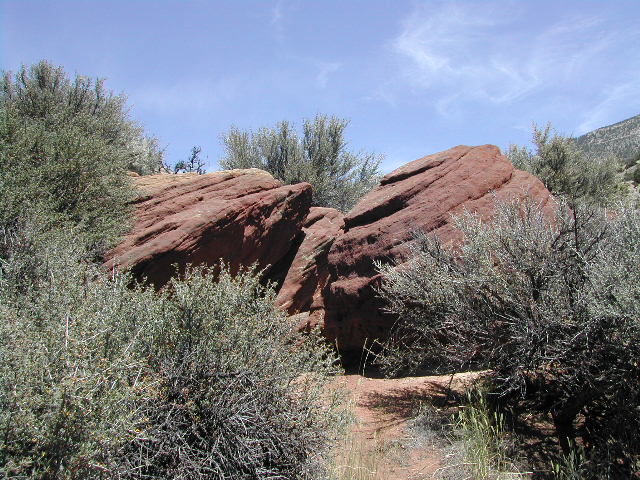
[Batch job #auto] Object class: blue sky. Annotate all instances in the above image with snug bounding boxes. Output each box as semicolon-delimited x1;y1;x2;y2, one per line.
2;0;639;172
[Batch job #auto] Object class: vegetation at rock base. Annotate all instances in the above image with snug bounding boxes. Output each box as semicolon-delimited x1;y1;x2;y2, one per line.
3;58;640;479
220;115;382;212
0;61;347;479
507;124;626;205
1;228;346;478
376;196;640;478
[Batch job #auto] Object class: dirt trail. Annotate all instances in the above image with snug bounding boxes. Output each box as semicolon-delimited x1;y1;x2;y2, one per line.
336;372;480;480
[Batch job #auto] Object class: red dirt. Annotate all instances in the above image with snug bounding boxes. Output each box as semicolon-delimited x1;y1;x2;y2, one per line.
336;372;480;479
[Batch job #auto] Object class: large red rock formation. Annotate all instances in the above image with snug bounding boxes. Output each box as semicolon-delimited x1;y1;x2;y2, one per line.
104;169;312;288
321;145;554;355
106;146;553;361
275;207;344;321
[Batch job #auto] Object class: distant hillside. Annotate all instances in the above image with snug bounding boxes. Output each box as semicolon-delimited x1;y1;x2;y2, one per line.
575;113;640;166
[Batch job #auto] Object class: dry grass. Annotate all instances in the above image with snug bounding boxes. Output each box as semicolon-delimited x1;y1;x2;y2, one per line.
328;429;386;480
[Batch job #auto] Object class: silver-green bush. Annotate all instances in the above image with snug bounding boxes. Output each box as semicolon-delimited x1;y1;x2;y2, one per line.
376;197;640;477
0;61;164;252
0;227;158;478
508;124;625;205
220;115;382;212
119;265;346;479
1;228;345;479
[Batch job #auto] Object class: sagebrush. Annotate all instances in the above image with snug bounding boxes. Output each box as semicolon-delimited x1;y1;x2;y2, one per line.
376;197;640;477
0;60;164;252
0;227;347;479
220;115;382;212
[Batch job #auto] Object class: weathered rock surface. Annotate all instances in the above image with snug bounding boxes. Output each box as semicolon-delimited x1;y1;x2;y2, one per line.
275;207;344;324
104;169;312;288
106;146;553;361
321;145;554;355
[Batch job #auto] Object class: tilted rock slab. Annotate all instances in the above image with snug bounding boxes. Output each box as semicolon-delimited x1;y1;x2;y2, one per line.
104;169;312;288
275;207;345;324
322;145;554;356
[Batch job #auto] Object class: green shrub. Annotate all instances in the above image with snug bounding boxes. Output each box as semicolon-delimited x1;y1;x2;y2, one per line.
120;264;346;479
0;224;346;479
0;227;158;478
0;60;164;252
508;124;624;205
220;115;382;212
376;197;640;477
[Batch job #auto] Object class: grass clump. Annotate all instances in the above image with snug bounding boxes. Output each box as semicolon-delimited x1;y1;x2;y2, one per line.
451;391;524;480
328;430;383;480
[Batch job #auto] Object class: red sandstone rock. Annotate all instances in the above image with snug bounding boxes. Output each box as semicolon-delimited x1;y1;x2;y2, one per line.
104;169;312;288
276;207;344;323
322;145;554;355
106;147;553;360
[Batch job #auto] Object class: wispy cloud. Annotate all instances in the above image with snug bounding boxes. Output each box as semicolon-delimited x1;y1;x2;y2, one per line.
387;1;639;121
315;61;341;88
270;0;285;42
577;82;640;134
271;0;284;26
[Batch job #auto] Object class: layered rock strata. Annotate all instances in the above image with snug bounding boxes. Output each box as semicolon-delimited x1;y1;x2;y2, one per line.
104;169;312;288
321;145;554;355
106;146;553;360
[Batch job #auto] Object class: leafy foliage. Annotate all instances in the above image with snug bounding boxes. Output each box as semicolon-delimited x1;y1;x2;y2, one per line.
220;115;382;212
508;124;624;205
0;61;164;252
376;197;640;477
0;225;346;479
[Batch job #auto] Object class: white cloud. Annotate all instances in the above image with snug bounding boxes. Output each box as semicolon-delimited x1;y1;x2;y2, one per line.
387;1;638;118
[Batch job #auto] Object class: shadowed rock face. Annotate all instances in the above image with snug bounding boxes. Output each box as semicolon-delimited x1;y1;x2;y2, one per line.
275;207;345;321
321;145;554;356
103;169;312;288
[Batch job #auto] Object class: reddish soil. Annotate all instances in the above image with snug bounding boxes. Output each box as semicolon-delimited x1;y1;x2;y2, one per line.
336;372;481;480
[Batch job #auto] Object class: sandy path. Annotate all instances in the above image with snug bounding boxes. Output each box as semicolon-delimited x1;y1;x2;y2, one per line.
335;372;480;480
